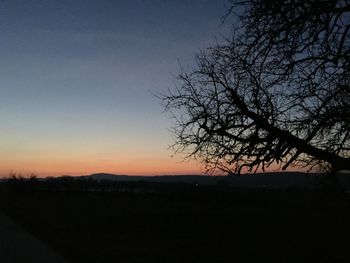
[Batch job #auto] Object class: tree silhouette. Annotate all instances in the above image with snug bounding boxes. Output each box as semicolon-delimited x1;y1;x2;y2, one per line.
162;0;350;174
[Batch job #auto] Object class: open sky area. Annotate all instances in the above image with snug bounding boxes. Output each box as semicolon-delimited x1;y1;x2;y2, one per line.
0;0;233;177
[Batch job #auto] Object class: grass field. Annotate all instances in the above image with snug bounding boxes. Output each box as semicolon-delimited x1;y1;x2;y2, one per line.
0;185;349;263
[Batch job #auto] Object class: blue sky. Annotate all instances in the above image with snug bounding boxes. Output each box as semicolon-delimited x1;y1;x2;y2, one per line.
0;0;230;176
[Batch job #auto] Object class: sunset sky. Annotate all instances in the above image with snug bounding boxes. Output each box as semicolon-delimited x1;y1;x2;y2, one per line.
0;0;232;176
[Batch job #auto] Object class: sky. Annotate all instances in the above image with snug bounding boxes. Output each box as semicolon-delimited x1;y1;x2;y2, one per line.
0;0;231;177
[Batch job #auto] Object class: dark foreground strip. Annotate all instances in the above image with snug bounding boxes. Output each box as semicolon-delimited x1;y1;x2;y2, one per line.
0;212;68;263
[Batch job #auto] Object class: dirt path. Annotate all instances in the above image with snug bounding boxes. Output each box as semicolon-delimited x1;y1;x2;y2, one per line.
0;212;68;263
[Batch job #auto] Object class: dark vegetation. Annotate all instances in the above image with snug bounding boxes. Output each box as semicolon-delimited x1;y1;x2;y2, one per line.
1;176;350;263
162;0;350;174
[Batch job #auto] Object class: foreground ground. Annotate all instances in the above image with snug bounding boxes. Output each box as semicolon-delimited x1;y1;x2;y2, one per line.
0;185;349;263
0;212;68;263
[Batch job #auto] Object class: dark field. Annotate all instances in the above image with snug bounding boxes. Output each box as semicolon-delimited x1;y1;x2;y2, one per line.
0;184;349;263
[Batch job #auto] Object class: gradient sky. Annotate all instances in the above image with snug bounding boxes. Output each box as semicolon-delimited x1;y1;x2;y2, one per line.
0;0;232;176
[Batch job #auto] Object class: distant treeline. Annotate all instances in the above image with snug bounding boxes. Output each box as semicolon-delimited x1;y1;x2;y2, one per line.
1;175;232;195
1;174;348;206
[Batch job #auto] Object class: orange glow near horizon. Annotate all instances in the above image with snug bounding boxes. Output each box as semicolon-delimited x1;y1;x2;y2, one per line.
0;155;203;177
0;132;303;178
0;154;304;178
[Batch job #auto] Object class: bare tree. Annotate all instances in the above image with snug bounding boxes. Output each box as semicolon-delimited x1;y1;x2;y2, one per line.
162;0;350;174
